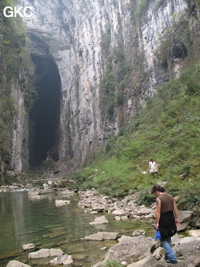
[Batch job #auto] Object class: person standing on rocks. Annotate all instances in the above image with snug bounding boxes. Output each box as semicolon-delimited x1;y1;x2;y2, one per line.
148;159;158;176
151;184;179;264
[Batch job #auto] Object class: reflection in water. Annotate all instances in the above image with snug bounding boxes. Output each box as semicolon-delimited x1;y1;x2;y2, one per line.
0;192;154;266
12;193;29;246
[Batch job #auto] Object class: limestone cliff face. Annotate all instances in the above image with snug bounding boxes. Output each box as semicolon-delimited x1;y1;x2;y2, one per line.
10;74;30;174
19;0;199;171
0;11;30;178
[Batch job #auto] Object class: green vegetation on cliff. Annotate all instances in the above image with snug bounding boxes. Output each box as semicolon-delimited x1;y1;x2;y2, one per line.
68;0;200;219
0;0;34;175
68;61;200;218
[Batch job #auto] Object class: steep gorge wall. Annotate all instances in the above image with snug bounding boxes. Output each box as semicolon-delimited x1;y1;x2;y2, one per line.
17;0;199;172
0;6;31;180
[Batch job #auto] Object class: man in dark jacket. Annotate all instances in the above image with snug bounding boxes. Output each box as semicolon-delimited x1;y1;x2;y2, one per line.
151;184;179;264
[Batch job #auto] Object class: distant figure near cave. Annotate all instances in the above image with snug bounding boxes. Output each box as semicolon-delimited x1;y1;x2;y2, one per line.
148;159;158;176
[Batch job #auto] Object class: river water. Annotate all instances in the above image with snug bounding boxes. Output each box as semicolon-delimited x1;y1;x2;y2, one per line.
0;190;154;266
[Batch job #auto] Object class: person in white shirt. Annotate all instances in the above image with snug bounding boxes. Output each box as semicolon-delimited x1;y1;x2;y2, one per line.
149;159;158;176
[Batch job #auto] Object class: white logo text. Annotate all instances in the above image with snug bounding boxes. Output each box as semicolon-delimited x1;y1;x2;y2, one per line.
3;6;33;18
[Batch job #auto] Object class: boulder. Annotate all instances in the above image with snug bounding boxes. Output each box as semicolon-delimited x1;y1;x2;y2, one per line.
175;239;200;266
136;206;153;216
112;209;126;216
187;229;200;237
132;230;145;237
84;232;119;241
48;180;53;186
39;188;55;194
127;255;157;267
49;248;64;257
180;237;197;244
22;243;35;251
152;247;164;260
59;189;75;197
171;234;184;245
102;235;156;264
43;183;48;188
50;254;73;266
89;216;108;225
55;200;70;207
29;249;50;259
177;210;193;231
6;261;31;267
121;216;128;220
29;248;63;259
91;204;106;211
63;255;73;267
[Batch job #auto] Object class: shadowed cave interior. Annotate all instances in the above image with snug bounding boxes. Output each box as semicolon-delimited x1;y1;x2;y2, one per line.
29;55;61;167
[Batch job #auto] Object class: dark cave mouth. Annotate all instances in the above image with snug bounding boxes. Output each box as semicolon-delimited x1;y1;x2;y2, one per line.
29;55;61;168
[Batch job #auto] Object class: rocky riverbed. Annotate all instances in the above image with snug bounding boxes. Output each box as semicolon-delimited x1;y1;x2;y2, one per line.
1;182;200;267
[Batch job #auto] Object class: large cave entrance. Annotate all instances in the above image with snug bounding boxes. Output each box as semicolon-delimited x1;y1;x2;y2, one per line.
29;55;61;167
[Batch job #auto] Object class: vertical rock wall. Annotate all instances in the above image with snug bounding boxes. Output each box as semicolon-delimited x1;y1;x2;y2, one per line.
17;0;198;171
10;74;30;174
0;8;31;178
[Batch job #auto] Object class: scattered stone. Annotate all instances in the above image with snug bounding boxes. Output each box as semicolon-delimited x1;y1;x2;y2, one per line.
48;180;53;186
43;183;48;189
177;210;193;231
171;234;183;245
62;255;73;266
55;200;70;207
84;232;119;241
58;189;75;197
91;211;98;214
132;230;145;237
89;216;108;225
187;229;200;237
112;209;125;216
91;204;106;211
137;206;153;216
127;255;157;267
22;243;35;251
115;216;121;221
28;248;64;259
39;188;55;194
50;254;73;266
78;190;195;230
6;260;31;267
0;186;7;192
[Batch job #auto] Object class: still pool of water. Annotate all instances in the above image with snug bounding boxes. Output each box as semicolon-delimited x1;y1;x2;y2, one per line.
0;191;154;266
